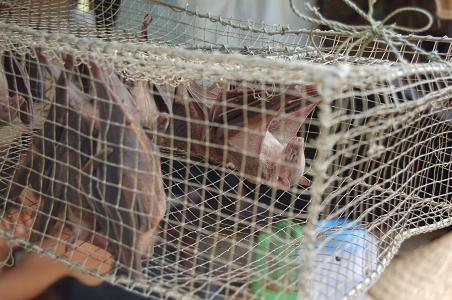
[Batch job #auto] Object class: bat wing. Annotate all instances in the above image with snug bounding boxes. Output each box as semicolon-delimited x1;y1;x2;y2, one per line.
38;53;73;159
25;53;46;103
90;61;152;276
108;70;141;118
187;80;223;107
29;54;75;241
154;84;175;114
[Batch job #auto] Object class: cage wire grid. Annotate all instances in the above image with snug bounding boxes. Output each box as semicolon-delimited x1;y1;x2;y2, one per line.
0;0;451;300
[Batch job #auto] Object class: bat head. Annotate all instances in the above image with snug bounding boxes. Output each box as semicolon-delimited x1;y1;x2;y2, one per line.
274;136;310;190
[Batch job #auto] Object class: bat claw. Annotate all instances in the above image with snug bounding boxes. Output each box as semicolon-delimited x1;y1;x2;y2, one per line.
156;113;169;133
276;176;291;191
298;176;311;187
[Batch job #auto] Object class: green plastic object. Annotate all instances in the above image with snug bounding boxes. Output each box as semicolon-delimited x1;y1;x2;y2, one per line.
251;220;302;300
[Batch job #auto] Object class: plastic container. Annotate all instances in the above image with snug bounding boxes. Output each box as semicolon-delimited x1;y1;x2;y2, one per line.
251;220;302;300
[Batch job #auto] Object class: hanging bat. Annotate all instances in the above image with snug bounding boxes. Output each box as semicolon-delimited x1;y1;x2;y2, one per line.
158;82;318;190
7;49;73;204
85;60;167;277
209;87;317;190
28;52;75;242
39;53;104;244
109;69;170;142
263;102;317;189
0;51;33;126
130;80;170;135
7;50;100;242
0;60;23;126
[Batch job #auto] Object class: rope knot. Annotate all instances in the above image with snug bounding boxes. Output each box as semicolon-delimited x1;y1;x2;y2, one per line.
370;20;384;36
289;0;444;63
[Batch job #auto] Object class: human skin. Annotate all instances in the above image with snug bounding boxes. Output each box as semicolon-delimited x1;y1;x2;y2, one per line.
0;191;113;300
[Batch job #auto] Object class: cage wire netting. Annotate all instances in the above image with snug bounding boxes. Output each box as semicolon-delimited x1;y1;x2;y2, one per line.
0;0;451;299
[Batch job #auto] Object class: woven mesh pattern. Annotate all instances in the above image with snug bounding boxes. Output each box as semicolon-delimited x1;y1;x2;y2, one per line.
0;1;451;299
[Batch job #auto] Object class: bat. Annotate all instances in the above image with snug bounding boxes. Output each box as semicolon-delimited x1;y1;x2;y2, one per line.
0;61;24;126
0;51;33;126
263;102;317;189
28;52;75;242
2;51;33;125
41;54;104;244
107;68;170;134
157;82;318;190
7;49;73;204
85;60;167;277
209;87;317;190
7;51;100;243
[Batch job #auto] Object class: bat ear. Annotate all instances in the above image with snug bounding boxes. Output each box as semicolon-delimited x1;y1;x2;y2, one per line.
298;176;311;187
156;112;169;133
292;103;317;118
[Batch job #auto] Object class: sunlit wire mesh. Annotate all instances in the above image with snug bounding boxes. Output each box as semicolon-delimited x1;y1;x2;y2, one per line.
0;1;451;300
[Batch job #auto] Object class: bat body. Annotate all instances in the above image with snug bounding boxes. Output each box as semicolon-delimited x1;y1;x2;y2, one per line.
87;61;167;276
131;80;163;132
157;82;317;190
210;88;316;190
111;72;169;136
7;52;101;244
263;103;317;189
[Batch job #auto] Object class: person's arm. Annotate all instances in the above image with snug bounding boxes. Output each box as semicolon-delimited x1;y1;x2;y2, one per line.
0;194;112;299
0;236;112;300
0;208;72;300
0;246;72;300
0;234;10;273
0;206;33;276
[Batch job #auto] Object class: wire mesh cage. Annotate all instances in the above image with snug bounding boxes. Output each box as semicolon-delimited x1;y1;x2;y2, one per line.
0;0;451;299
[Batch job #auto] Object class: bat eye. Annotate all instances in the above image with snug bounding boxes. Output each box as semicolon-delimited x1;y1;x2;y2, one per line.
335;256;341;262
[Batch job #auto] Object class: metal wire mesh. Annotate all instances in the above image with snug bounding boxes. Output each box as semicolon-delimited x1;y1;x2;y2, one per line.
0;1;451;300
